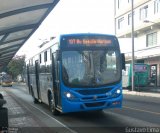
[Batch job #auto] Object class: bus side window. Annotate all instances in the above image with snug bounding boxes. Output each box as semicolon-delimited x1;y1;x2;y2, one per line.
52;53;57;89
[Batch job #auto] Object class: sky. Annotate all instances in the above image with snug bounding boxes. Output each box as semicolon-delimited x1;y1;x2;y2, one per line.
16;0;129;59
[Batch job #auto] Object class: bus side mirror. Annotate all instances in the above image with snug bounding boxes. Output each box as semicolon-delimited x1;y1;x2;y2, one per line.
121;53;126;70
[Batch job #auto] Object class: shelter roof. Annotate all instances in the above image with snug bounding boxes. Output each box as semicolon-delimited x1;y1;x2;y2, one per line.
0;0;59;71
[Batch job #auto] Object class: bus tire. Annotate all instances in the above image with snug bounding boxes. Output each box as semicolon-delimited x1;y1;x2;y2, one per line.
49;94;60;116
31;86;38;104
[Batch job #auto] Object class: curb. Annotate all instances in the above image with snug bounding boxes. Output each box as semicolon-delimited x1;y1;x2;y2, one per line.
123;90;160;98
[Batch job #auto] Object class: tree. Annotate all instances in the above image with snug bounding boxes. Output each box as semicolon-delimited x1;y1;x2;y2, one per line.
7;55;26;81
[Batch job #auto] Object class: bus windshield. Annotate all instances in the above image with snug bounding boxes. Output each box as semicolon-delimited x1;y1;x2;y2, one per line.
62;50;121;87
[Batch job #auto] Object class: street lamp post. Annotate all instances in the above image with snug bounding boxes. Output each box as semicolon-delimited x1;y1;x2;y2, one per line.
131;0;135;91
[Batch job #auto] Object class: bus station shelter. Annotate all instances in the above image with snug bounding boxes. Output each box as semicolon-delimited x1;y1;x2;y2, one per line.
0;0;59;71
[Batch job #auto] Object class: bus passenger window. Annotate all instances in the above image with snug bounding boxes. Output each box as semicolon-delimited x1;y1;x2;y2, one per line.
39;54;42;63
44;51;47;62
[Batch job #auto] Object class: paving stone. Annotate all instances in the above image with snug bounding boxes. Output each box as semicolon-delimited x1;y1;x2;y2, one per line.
0;88;40;128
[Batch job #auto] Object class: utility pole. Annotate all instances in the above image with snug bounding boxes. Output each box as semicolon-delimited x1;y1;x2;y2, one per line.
131;0;135;91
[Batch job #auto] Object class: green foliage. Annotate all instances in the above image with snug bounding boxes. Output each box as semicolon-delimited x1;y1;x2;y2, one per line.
7;55;25;80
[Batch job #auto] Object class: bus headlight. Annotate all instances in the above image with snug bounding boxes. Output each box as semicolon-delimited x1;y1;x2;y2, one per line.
66;92;71;98
112;89;121;98
116;89;121;94
64;92;78;101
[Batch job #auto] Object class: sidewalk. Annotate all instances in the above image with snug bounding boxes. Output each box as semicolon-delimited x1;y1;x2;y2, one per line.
0;88;40;128
123;89;160;98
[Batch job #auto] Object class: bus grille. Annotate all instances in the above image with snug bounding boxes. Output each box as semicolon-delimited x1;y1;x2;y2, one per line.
76;88;112;95
82;95;107;100
85;102;105;107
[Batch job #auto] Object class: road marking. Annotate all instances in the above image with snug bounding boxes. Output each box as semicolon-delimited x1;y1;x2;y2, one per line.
29;103;77;133
123;106;160;115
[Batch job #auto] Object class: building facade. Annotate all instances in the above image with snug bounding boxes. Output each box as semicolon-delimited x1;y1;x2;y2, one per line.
114;0;160;86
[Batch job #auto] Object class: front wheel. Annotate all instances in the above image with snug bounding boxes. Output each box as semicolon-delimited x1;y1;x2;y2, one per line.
49;94;60;116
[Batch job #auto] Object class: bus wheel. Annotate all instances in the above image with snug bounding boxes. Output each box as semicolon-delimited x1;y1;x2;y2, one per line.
49;94;60;116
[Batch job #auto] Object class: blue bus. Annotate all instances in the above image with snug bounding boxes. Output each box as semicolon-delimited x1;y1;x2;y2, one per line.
26;33;125;115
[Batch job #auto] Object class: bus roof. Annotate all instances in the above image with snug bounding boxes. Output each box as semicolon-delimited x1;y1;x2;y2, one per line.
26;33;119;61
26;37;59;61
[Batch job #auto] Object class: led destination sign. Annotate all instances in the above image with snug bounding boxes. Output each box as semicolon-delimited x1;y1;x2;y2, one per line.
61;34;116;48
68;38;112;46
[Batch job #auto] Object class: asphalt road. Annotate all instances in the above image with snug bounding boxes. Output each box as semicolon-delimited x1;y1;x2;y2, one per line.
0;84;160;133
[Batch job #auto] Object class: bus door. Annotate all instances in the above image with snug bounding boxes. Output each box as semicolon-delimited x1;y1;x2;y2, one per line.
35;60;41;101
52;53;61;109
26;65;31;94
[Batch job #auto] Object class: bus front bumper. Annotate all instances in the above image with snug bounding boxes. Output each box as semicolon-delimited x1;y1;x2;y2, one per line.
62;95;123;113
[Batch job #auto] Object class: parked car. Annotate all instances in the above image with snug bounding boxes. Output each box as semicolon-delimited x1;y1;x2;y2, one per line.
1;75;13;87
